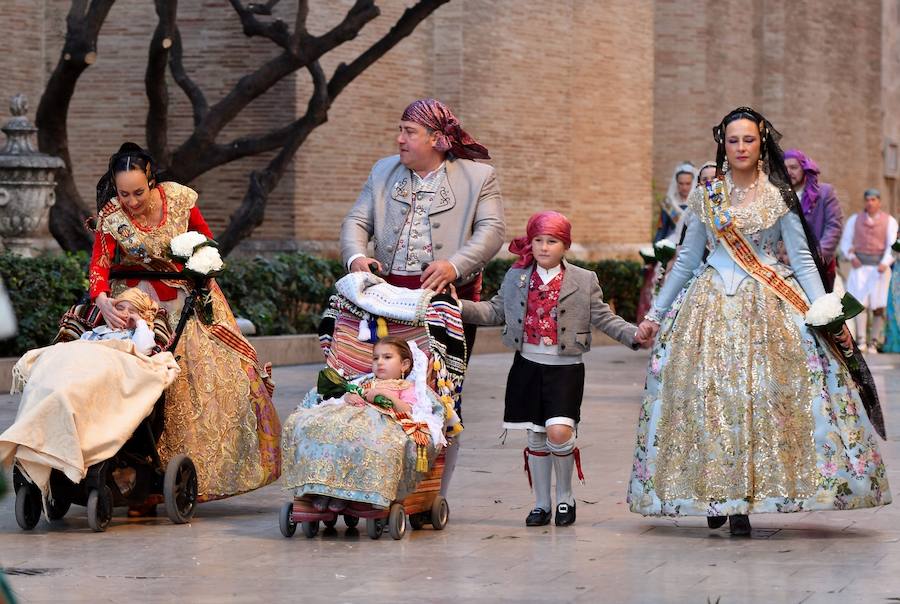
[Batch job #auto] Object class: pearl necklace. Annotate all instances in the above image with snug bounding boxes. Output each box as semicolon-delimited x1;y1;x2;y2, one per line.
732;173;760;205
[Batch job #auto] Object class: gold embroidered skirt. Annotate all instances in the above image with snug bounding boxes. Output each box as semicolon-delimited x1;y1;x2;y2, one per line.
113;279;281;500
628;268;891;516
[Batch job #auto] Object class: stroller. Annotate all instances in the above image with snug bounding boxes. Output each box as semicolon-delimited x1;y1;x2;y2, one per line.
12;270;205;532
278;276;466;540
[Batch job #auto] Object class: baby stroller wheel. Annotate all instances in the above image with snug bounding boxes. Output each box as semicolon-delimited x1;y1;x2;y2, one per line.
14;483;42;530
45;494;71;521
301;520;319;538
366;517;385;539
408;513;426;530
164;454;198;524
388;503;406;540
87;486;113;532
343;514;359;529
430;496;449;530
279;501;296;538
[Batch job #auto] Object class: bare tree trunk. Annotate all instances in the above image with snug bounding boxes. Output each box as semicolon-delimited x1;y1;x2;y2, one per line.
36;0;116;252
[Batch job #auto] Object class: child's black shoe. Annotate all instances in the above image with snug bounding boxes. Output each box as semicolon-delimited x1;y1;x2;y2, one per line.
525;508;552;526
554;502;576;526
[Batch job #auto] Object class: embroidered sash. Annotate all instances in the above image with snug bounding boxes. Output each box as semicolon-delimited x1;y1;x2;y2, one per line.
703;180;809;314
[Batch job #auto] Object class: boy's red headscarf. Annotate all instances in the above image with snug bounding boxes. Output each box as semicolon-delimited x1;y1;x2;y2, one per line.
401;99;490;161
508;211;572;268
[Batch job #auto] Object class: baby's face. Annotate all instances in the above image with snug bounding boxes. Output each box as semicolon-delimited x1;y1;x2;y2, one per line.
114;301;141;329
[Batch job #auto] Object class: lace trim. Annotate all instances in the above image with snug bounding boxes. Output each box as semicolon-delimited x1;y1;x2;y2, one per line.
690;174;788;235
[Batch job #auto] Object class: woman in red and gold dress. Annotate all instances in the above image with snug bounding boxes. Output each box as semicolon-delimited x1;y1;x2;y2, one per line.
89;143;280;502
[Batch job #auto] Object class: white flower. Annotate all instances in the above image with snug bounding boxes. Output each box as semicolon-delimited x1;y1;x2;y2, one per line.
805;292;844;326
640;246;655;258
171;231;208;258
654;239;676;251
185;245;223;275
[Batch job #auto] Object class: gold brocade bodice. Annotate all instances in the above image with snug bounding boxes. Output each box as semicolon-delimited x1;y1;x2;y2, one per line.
99;181;199;264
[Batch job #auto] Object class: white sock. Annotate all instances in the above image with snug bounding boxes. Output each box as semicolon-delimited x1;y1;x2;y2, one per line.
547;435;576;507
526;430;552;512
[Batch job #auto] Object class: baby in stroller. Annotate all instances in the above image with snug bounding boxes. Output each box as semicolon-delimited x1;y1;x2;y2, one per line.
1;287;185;531
78;288;158;355
283;336;446;514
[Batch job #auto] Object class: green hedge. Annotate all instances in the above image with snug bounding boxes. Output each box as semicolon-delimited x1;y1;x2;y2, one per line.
217;253;344;335
0;252;90;357
0;251;641;357
480;257;643;322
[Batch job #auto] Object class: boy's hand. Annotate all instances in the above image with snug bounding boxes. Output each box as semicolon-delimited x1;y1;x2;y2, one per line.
636;320;659;345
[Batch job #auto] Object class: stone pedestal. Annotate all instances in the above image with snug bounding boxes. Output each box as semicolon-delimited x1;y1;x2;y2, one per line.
0;95;64;256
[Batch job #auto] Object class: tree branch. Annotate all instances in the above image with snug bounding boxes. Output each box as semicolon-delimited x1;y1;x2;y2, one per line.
328;0;449;100
145;0;177;165
168;27;208;127
228;0;292;50
37;0;117;252
216;61;329;254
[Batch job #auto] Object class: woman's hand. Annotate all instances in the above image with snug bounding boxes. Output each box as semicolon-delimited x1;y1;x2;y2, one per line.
448;283;460;302
636;319;660;344
95;293;129;329
836;324;854;350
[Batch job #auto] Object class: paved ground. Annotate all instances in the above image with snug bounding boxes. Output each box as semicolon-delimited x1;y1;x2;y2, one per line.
1;346;899;604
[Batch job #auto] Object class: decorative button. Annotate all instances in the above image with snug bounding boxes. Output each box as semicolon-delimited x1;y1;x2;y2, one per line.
514;338;519;343
560;309;566;314
435;243;443;250
560;344;566;350
433;222;441;228
517;319;522;323
561;327;566;332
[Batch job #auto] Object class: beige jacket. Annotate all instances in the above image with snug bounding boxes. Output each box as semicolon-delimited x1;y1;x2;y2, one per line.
340;155;505;284
461;261;639;354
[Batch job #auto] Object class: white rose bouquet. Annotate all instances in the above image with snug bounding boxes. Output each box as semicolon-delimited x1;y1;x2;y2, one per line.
805;291;865;368
169;231;224;277
639;246;656;265
892;238;900;253
653;238;677;265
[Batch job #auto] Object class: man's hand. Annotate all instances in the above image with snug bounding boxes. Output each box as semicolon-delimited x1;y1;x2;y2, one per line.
421;260;457;292
851;257;862;269
350;257;382;274
878;263;888;274
447;283;460;302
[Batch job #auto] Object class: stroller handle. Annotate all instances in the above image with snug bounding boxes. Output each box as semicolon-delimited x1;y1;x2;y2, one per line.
108;269;208;352
109;269;200;282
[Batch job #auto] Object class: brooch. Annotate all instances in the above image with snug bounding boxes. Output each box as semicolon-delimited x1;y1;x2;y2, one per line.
518;274;527;288
394;178;409;198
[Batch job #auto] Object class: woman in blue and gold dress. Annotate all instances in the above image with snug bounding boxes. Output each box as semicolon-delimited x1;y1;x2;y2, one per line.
628;108;890;536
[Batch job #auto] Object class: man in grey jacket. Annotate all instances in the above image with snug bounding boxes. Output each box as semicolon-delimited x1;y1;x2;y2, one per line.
340;98;506;495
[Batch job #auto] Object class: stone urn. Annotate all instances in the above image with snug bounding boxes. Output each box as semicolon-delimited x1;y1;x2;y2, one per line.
0;94;65;256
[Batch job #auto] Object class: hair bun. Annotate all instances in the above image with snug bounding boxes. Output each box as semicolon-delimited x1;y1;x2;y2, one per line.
116;142;146;155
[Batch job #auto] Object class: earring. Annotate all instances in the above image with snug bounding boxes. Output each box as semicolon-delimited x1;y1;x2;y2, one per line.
722;158;729;172
757;159;764;173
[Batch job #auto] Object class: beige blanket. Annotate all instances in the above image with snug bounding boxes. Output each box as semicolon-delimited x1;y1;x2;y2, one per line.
0;339;179;494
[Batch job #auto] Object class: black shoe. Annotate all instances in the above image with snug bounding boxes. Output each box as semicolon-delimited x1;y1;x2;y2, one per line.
729;514;751;536
525;508;552;527
554;502;576;526
707;515;727;529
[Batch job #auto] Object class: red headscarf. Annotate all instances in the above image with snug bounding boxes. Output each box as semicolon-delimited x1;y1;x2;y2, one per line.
401;99;490;161
509;211;572;268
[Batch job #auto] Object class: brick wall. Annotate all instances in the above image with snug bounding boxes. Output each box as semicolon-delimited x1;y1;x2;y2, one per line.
0;0;890;260
653;0;885;228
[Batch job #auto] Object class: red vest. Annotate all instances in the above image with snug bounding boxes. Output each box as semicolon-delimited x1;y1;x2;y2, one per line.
853;210;889;256
523;267;564;346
